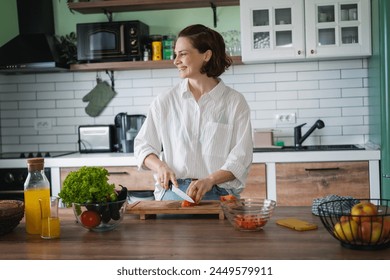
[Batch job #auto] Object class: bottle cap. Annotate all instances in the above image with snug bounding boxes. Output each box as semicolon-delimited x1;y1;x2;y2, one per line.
27;158;44;171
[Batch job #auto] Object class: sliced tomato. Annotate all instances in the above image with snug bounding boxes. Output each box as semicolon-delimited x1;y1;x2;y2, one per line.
234;214;267;230
220;194;237;202
181;200;197;207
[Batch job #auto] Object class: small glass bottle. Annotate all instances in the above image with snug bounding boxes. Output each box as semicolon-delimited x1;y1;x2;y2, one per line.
24;158;50;234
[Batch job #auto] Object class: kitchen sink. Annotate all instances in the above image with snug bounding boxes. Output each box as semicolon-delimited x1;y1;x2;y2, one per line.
253;144;365;153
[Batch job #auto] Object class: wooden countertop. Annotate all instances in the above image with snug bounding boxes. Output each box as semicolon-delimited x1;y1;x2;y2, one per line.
1;206;388;260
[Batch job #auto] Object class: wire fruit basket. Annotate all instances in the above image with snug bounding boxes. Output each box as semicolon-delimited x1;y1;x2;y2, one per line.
317;198;390;250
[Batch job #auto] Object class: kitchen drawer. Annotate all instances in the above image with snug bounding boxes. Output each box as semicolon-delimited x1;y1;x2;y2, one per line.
276;161;370;206
240;163;267;198
60;166;155;191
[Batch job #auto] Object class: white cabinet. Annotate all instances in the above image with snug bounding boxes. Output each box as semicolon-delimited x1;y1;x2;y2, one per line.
240;0;371;63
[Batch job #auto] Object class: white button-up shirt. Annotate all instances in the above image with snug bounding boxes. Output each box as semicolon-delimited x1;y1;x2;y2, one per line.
134;78;253;195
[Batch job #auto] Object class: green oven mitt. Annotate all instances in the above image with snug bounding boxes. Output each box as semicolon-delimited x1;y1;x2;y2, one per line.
82;80;116;117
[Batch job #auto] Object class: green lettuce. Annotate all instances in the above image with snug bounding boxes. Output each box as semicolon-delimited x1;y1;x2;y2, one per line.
59;166;116;207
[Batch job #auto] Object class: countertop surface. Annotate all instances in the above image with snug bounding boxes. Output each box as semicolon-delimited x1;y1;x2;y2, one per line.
0;148;381;169
1;206;389;260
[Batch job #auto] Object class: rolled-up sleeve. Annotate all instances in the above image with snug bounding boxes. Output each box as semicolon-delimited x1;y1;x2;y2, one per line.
134;101;162;170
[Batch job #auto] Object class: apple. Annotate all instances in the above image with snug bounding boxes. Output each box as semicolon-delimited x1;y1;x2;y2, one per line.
358;221;383;243
339;215;353;223
350;202;378;223
382;217;390;239
374;216;390;241
333;220;359;242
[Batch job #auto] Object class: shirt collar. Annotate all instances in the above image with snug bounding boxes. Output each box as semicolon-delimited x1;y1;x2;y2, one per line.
179;78;226;100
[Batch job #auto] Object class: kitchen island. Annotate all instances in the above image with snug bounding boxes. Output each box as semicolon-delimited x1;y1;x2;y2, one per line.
1;206;388;260
0;148;380;201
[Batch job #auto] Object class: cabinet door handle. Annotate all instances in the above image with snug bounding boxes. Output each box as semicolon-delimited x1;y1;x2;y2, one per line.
310;49;315;54
304;167;340;172
108;171;129;175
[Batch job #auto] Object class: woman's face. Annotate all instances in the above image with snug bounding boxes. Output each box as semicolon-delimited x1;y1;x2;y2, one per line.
174;37;209;79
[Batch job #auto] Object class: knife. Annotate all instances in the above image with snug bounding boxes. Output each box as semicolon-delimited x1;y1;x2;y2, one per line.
171;183;195;203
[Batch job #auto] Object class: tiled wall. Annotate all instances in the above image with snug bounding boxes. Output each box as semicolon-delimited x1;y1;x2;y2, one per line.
0;58;369;153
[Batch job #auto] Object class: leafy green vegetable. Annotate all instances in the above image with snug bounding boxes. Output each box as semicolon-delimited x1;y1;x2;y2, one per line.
59;166;116;207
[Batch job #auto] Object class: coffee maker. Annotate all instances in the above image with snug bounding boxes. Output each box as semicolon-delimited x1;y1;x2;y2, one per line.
114;113;146;153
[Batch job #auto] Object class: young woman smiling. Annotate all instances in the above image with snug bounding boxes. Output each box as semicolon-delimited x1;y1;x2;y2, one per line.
134;24;253;203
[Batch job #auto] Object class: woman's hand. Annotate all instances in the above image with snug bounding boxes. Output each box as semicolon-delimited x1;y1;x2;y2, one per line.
156;162;178;190
186;178;214;203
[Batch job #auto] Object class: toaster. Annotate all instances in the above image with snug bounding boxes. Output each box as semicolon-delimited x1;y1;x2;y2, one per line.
78;125;116;153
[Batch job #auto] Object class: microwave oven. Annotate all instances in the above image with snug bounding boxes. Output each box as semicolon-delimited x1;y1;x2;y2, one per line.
76;20;149;62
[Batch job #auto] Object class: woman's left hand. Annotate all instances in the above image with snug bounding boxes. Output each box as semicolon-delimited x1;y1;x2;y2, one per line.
186;178;213;203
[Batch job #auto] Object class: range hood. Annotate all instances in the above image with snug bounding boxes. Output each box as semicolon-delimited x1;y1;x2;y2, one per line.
0;0;68;74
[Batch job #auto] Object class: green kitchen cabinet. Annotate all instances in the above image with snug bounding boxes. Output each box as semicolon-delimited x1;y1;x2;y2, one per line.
368;0;390;199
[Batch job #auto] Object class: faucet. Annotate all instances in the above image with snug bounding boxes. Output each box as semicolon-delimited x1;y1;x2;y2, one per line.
294;119;325;147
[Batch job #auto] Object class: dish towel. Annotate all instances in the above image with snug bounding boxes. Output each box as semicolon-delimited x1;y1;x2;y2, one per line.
82;80;116;117
312;194;360;216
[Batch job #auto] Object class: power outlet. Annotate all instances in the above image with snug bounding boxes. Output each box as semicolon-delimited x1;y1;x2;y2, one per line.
34;119;52;131
275;113;296;124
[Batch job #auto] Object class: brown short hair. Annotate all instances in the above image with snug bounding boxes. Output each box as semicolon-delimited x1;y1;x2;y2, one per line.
178;24;232;78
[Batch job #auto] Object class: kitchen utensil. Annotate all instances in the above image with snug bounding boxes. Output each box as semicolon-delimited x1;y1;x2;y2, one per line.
221;198;276;231
171;185;195;203
318;198;390;250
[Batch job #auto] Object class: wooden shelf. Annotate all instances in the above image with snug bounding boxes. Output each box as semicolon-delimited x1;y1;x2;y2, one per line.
70;56;243;72
68;0;239;14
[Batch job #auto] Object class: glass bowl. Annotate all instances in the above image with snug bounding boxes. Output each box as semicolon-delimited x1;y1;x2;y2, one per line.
317;198;390;250
72;199;127;232
221;198;276;231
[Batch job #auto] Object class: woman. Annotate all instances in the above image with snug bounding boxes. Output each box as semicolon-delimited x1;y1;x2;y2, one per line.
134;24;253;203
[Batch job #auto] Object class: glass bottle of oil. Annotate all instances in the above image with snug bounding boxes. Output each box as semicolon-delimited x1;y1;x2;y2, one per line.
24;158;50;234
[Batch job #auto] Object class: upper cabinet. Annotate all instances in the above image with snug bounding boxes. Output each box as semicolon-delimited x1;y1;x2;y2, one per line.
240;0;371;63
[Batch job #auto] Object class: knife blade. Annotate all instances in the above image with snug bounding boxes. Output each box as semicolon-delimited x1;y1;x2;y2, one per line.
171;184;195;203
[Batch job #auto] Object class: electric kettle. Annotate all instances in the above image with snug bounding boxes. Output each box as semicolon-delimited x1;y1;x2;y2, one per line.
114;113;146;153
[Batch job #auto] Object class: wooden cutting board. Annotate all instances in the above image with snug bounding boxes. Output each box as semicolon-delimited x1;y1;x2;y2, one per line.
126;200;224;220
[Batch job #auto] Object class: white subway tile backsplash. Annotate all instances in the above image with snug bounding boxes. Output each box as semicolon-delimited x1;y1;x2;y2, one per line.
235;82;275;93
319;59;363;70
21;135;57;144
19;100;55;109
37;73;74;83
298;89;341;99
234;63;275;74
319;78;363;89
255;72;296;83
0;58;372;152
320;97;363;108
299;108;341;118
298;70;340;81
341;68;368;79
276;61;318;72
18;82;55;92
277;80;318;91
0;84;18;93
